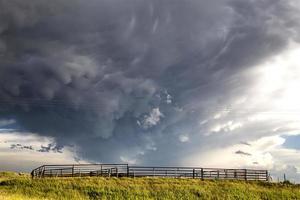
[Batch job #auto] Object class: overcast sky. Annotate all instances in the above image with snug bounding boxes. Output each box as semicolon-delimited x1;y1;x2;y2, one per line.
0;0;300;182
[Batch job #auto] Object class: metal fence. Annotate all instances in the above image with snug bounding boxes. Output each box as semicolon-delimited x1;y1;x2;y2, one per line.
31;164;129;178
31;164;268;181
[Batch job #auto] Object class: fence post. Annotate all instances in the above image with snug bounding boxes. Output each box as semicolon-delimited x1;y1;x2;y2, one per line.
245;169;247;181
153;167;155;177
127;165;129;177
42;166;45;178
266;171;268;181
201;168;204;181
72;165;74;177
193;169;195;179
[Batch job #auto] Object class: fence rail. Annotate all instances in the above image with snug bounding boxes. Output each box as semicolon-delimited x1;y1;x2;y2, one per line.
31;164;128;178
31;164;268;181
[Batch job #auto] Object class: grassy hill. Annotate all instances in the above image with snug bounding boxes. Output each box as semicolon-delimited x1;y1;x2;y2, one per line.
0;172;299;200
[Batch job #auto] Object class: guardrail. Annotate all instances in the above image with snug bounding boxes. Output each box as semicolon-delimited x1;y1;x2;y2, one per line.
31;164;268;181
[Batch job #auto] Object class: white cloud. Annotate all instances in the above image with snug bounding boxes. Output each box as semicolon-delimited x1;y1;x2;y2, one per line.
213;110;229;119
120;150;146;165
138;108;164;129
211;121;243;133
241;45;300;126
251;135;285;151
166;94;172;104
120;156;137;165
0;119;16;127
178;134;189;143
200;120;208;125
145;142;157;151
219;44;300;121
213;113;222;119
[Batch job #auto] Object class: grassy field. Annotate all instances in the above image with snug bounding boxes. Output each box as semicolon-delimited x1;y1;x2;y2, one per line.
0;172;299;200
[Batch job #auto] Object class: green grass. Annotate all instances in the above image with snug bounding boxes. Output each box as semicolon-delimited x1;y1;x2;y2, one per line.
0;172;299;200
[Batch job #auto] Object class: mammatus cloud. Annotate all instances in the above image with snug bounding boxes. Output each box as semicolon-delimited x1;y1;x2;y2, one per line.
0;0;300;181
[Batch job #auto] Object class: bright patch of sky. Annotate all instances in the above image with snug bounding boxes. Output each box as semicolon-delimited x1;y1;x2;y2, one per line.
0;131;83;172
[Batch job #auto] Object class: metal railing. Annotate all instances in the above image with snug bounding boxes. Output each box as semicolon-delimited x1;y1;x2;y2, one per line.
128;166;268;181
31;164;128;178
31;164;268;181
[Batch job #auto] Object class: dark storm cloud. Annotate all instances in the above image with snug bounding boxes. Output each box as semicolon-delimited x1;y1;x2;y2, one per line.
235;150;252;156
37;143;63;153
0;0;299;164
9;142;63;153
10;143;34;151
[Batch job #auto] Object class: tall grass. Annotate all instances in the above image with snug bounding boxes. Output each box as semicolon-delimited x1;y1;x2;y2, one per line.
0;172;299;200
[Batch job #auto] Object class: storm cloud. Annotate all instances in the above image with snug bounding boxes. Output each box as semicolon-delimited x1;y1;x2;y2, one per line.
0;0;300;176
